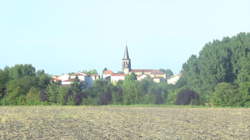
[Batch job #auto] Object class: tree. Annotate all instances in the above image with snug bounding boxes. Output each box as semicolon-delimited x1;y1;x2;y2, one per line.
88;80;113;105
181;55;201;91
0;64;51;105
111;85;123;104
175;89;200;105
4;86;22;105
0;69;9;100
8;64;36;80
237;58;250;83
83;69;98;75
58;86;69;105
210;83;241;106
65;77;87;105
102;67;108;73
239;82;250;107
122;80;142;105
47;83;61;104
139;80;167;104
179;32;250;104
36;70;51;89
26;87;40;105
5;76;37;104
125;72;137;81
160;69;174;78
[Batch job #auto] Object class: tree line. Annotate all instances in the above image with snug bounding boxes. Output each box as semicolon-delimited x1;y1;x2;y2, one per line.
1;32;250;106
0;65;176;105
176;32;250;106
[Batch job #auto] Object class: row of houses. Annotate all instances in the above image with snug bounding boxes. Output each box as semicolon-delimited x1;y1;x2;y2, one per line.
52;46;181;86
52;71;181;86
52;72;99;87
103;69;168;83
103;70;181;84
101;46;181;84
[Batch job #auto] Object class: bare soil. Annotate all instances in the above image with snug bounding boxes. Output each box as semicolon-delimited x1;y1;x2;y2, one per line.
0;106;250;140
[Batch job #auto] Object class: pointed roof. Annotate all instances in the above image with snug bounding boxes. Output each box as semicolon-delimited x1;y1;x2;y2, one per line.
123;45;130;59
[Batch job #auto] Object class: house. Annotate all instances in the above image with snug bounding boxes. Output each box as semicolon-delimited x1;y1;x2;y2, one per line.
167;74;182;85
103;70;113;79
111;73;126;83
121;46;167;83
52;72;99;87
103;45;174;83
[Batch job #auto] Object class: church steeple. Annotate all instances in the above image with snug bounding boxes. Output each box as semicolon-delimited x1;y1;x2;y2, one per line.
123;45;130;59
122;45;131;74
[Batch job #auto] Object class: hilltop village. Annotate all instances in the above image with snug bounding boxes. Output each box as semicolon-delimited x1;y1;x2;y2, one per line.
52;46;181;86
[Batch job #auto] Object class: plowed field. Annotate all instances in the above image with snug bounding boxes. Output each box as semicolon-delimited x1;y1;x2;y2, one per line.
0;106;250;140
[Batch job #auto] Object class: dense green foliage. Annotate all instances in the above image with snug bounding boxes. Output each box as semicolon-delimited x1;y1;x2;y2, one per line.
1;32;250;106
210;83;241;106
175;89;200;105
0;65;173;105
178;32;250;106
160;69;174;78
46;77;171;105
0;64;51;105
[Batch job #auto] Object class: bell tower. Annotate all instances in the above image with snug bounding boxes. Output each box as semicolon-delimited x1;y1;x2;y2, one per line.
122;45;131;74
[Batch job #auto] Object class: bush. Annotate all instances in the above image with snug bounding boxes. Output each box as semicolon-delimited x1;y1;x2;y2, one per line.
239;82;250;106
175;89;200;105
210;83;241;106
26;87;41;105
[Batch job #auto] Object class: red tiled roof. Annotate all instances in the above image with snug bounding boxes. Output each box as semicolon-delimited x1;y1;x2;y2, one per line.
137;74;148;77
103;70;113;75
71;73;87;76
131;69;158;72
52;77;60;81
111;73;126;76
131;69;164;74
62;79;75;82
151;71;165;75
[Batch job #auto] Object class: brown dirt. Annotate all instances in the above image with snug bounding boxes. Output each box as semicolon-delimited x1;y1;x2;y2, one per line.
0;106;250;140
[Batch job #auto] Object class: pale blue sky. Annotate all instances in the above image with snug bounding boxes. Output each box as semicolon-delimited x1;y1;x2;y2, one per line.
0;0;250;74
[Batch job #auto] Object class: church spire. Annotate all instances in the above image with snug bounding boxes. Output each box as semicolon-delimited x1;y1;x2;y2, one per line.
122;44;131;74
123;45;130;60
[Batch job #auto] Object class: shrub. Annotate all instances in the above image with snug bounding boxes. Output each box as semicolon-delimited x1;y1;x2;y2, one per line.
210;82;241;106
175;89;200;105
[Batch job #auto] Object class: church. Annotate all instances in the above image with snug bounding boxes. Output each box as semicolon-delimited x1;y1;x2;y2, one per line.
103;46;167;83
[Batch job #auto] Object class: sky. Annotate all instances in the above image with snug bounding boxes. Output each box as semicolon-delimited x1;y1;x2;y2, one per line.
0;0;250;75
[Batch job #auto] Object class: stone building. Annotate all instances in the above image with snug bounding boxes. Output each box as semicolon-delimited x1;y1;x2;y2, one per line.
104;45;167;83
122;46;131;74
